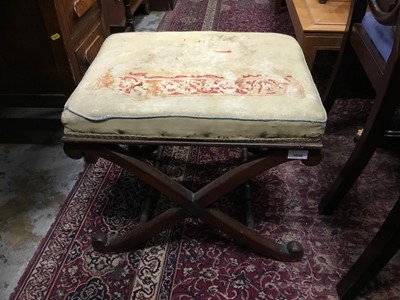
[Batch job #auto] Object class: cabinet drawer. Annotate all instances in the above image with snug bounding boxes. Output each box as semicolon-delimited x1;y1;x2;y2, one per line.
75;22;105;76
63;0;100;36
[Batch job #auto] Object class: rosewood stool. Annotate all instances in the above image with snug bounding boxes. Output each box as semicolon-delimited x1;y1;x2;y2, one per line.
62;32;327;262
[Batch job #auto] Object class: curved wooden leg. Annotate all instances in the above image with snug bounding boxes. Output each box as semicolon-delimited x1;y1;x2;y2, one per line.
337;196;400;299
319;64;400;214
65;143;319;260
201;208;303;262
92;207;187;253
318;129;378;214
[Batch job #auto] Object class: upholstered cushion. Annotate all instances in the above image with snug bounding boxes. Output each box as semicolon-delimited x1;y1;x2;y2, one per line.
62;32;326;143
362;12;395;62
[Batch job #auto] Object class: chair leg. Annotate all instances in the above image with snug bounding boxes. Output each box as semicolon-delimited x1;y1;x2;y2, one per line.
318;126;379;214
274;0;283;14
337;196;400;300
243;148;255;229
123;0;135;31
319;102;394;214
322;44;359;114
319;63;400;214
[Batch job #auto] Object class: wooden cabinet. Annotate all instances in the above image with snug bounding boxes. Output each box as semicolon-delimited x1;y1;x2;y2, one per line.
286;0;349;69
101;0;125;29
0;0;107;107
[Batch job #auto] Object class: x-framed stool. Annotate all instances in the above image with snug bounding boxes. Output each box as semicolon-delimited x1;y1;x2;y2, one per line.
64;141;321;262
62;31;327;262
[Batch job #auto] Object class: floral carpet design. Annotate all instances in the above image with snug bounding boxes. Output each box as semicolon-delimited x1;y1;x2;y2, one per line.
10;97;400;299
158;0;294;33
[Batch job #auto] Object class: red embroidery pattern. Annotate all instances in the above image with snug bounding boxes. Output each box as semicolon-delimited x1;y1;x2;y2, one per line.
116;72;304;98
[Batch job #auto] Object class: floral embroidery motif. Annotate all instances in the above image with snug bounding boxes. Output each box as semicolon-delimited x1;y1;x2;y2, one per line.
109;72;305;98
90;69;115;90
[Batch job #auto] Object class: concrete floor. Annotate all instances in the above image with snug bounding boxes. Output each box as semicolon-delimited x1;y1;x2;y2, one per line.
0;12;164;300
0;143;84;299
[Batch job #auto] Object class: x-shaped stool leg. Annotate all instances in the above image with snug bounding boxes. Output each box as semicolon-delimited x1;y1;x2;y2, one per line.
65;143;321;262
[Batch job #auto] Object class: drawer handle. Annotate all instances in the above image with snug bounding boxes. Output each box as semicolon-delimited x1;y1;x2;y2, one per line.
74;0;96;18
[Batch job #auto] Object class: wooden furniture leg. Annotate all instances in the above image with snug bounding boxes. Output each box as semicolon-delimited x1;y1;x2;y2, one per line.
275;0;283;13
65;142;321;262
318;112;384;214
319;59;400;214
319;102;395;214
317;0;400;214
337;196;400;300
109;0;151;33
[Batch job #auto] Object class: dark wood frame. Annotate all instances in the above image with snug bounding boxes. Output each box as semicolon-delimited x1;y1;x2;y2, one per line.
109;0;150;33
0;0;107;108
318;0;400;214
63;137;322;262
337;196;400;299
317;1;400;298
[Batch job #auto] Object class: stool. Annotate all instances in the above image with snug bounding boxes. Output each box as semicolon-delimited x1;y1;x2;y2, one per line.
62;31;327;262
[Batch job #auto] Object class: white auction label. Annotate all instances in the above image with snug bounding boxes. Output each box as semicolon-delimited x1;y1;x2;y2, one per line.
288;150;308;160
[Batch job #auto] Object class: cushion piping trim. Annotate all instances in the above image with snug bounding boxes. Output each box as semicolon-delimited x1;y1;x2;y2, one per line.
64;106;327;124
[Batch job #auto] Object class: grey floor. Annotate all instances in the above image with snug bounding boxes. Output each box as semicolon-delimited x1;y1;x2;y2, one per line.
0;11;164;300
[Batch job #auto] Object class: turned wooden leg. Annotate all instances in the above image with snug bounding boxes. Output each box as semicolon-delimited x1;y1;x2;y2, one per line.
123;0;135;31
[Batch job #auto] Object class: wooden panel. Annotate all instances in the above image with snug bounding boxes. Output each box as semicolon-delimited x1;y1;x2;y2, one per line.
305;0;350;26
101;0;125;27
63;0;101;37
74;0;97;18
289;0;349;33
286;0;349;69
0;1;65;94
75;23;105;75
0;0;107;107
84;35;104;65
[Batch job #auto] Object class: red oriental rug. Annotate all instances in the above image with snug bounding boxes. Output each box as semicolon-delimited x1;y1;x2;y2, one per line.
11;1;400;299
158;0;294;33
10;98;400;299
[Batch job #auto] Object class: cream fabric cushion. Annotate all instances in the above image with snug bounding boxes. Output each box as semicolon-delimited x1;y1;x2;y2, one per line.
62;31;326;143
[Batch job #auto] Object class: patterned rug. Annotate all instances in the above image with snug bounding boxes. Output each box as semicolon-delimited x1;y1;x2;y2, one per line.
10;100;400;300
158;0;335;93
158;0;294;33
11;1;400;300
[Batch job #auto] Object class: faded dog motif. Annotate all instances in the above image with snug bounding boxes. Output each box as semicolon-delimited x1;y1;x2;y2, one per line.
90;70;306;98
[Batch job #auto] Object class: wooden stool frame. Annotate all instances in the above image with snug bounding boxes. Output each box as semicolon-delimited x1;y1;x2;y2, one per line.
63;138;322;262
